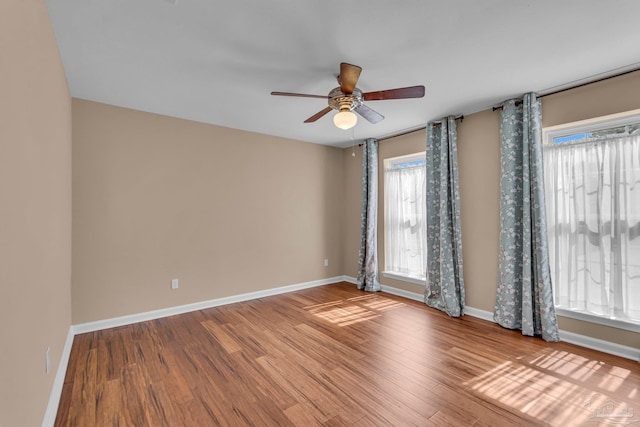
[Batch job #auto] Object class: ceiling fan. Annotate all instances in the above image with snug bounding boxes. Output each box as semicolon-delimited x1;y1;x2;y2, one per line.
271;63;425;130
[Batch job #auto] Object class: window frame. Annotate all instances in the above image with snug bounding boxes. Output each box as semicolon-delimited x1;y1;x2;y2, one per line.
544;109;640;145
543;108;640;333
382;151;427;286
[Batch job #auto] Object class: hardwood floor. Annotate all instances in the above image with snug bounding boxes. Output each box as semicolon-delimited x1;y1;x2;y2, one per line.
55;282;639;426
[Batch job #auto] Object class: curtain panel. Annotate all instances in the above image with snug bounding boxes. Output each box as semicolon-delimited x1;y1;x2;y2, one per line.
424;116;465;317
357;138;381;292
494;93;560;341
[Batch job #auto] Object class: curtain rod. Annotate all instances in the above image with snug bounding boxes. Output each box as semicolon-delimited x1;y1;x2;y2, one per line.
492;102;521;112
377;126;424;142
492;66;640;111
373;114;464;143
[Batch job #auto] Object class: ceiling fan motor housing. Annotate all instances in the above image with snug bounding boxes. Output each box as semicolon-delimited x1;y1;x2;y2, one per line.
328;87;363;112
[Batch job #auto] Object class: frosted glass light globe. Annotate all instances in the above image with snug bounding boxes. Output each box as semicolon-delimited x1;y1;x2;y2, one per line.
333;110;357;130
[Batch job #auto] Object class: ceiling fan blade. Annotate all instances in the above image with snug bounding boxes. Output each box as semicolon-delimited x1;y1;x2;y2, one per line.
338;63;362;94
271;91;329;99
304;106;333;123
355;104;384;124
363;85;425;101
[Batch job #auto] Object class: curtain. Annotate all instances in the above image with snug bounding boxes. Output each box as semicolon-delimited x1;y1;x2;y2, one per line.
357;138;381;292
544;133;640;322
494;93;560;341
385;163;427;279
424;116;465;316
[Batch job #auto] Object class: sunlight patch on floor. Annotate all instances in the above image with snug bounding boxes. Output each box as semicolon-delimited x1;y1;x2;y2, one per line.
305;303;379;326
464;351;639;426
348;294;406;311
304;295;403;326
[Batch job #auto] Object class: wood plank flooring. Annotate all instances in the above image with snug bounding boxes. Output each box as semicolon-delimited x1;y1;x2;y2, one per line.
55;282;640;426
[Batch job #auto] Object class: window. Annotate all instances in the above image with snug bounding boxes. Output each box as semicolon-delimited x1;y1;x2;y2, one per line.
383;152;427;284
543;110;640;331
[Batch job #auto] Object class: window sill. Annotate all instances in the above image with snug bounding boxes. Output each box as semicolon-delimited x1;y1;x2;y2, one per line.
555;307;640;333
382;271;426;286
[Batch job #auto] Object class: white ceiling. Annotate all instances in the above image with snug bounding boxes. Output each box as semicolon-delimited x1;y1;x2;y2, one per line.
46;0;640;148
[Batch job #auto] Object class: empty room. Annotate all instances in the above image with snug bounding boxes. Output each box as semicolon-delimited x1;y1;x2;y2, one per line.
1;1;639;426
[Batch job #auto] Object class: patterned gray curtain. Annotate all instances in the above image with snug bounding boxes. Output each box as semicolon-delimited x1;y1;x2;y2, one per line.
424;117;465;316
493;93;560;342
357;138;381;292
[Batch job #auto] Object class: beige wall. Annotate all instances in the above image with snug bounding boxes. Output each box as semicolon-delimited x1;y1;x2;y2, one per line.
342;146;363;277
543;70;640;127
72;99;344;323
1;3;636;423
343;71;640;350
0;1;72;426
456;111;502;311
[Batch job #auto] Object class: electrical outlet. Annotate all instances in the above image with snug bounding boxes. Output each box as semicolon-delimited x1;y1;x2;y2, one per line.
171;279;179;290
45;347;51;374
324;259;329;267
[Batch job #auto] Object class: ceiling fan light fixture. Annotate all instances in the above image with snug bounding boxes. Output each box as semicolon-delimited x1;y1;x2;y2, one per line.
333;109;357;130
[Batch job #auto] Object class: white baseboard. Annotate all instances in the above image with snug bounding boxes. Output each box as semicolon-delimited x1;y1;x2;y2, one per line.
41;326;75;427
559;330;639;362
380;283;423;302
343;275;358;285
343;274;425;304
44;276;348;426
78;276;632;361
464;306;494;322
45;276;638;426
73;276;345;334
376;283;638;362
